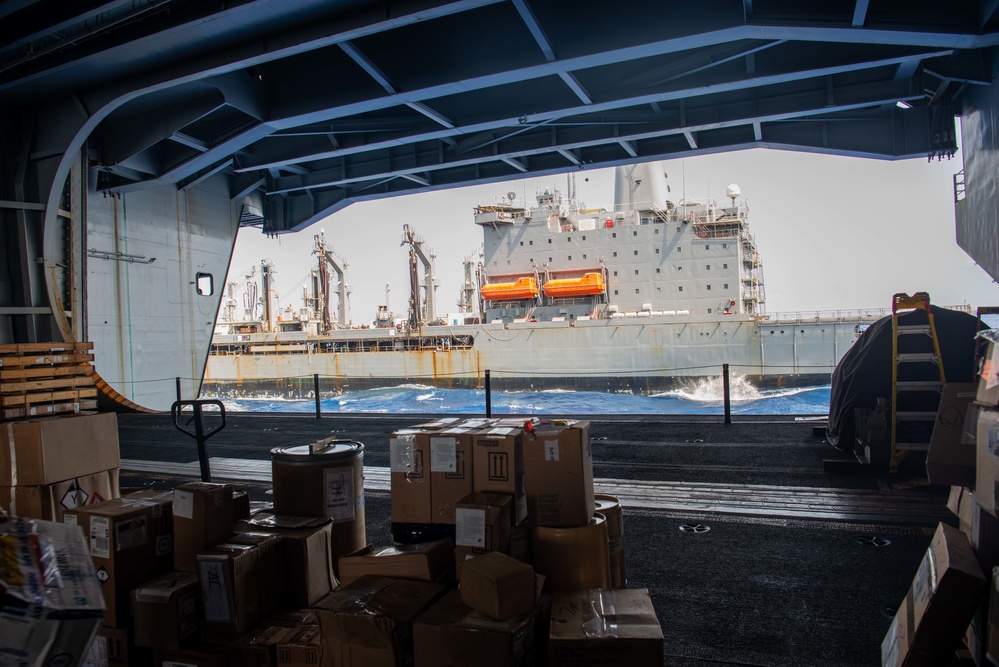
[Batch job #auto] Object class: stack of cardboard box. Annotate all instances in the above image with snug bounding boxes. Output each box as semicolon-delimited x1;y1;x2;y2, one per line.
884;331;999;666
384;416;662;666
0;412;121;521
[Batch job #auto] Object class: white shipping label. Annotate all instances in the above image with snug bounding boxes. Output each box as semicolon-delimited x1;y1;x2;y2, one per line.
988;423;999;456
390;436;417;473
90;516;111;559
83;635;109;667
324;467;356;522
544;440;559;462
173;490;194;519
199;560;234;623
455;508;486;547
115;516;148;551
430;437;457;473
64;515;77;526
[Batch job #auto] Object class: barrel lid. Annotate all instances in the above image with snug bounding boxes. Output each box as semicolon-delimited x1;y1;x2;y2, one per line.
270;439;363;462
594;495;619;511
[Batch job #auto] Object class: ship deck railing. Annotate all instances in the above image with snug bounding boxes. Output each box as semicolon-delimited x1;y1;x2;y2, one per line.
210;334;475;356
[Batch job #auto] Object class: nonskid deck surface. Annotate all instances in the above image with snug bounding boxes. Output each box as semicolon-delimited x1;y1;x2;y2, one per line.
118;413;945;666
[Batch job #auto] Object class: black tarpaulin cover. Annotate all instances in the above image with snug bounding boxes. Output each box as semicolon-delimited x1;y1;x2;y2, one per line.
826;306;983;449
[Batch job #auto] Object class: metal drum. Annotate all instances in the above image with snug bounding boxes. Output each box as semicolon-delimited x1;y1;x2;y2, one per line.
531;514;611;592
595;494;626;588
270;439;366;567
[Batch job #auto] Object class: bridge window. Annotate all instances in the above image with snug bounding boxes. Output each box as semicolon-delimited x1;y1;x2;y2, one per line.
656;268;661;273
548;239;552;244
655;248;660;254
612;233;617;238
723;263;728;269
613;252;618;257
635;288;640;294
707;285;712;290
724;283;729;289
634;269;639;275
633;250;638;256
705;244;709;250
613;271;618;276
568;255;572;261
706;264;711;270
678;286;683;292
633;231;638;236
520;241;524;246
655;229;660;234
196;272;214;296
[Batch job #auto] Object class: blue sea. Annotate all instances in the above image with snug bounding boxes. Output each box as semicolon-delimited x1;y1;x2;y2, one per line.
213;376;831;415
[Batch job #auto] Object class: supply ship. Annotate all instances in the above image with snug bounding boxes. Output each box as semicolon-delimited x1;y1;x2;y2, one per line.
203;163;880;398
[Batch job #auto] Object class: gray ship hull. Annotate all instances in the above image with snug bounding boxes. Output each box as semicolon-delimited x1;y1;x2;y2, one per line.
202;313;867;399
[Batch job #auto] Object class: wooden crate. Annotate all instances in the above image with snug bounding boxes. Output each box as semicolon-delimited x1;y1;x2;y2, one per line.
0;342;98;421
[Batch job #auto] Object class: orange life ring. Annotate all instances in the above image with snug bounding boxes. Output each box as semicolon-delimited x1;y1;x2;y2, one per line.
698;230;707;238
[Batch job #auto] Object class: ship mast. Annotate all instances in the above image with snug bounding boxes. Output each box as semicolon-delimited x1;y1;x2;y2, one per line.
313;230;351;332
401;224;437;327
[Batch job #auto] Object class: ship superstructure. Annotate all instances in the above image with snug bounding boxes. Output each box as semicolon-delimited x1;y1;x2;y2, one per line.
204;163;881;398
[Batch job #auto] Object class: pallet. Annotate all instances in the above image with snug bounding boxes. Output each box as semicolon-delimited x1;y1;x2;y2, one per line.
0;342;95;368
1;387;99;407
0;341;101;421
2;399;99;420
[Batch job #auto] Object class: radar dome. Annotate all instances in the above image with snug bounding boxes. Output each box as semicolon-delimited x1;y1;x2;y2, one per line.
726;184;741;200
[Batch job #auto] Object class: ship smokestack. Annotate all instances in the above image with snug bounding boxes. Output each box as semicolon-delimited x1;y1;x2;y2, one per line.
614;162;670;210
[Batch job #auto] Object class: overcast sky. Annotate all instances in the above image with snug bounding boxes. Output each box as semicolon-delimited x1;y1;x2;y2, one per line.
225;147;998;325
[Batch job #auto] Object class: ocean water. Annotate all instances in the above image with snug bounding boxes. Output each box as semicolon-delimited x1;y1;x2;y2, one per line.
212;375;831;416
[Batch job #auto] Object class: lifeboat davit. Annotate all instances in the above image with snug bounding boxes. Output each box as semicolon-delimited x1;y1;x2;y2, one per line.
543;272;606;298
481;277;539;301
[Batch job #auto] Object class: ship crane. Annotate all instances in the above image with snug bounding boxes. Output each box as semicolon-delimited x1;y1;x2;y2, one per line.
313;230;351;333
401;224;438;328
222;265;257;323
457;246;483;314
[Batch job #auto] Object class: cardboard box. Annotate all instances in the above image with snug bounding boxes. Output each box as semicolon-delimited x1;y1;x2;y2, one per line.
155;644;230;667
239;513;336;607
971;499;999;574
64;497;162;627
414;590;537;667
277;624;322;666
549;588;663;667
907;523;985;664
134;571;200;651
881;591;913;667
173;482;235;572
1;517;106;667
455;493;513;579
3;467;119;522
523;420;593;527
198;532;284;641
0;412;120;486
459;552;536;621
313;575;445;667
926;384;977;488
429;427;476;524
473;427;527;524
979;409;999;516
122;489;175;574
977;332;999;406
390;429;432;524
946;486;973;539
338;539;453;586
230;625;296;666
83;625;153;667
234;490;251;520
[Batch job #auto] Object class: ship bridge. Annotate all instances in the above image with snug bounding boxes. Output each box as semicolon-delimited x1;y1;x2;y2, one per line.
3;0;999;409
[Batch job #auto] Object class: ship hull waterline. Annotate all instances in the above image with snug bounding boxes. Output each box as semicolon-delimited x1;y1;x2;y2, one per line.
203;316;861;400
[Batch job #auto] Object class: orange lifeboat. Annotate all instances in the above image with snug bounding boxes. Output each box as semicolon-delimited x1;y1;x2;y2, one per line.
543;272;606;298
481;277;539;301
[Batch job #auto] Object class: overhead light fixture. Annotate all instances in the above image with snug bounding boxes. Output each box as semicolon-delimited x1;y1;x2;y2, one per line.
896;100;913;109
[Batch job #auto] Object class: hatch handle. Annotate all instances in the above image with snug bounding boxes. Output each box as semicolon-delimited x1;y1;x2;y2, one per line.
170;399;227;482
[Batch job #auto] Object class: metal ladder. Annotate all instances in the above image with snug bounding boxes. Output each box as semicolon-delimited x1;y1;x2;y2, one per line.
890;292;945;472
